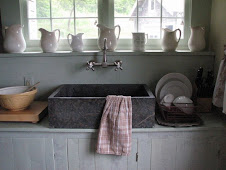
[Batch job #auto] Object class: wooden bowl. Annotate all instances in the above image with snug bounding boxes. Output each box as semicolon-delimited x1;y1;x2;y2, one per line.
0;86;37;111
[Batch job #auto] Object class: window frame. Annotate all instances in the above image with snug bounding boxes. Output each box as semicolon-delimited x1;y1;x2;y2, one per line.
20;0;191;51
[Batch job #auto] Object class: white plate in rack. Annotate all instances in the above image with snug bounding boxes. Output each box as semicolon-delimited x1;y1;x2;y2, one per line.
159;80;192;102
155;73;192;101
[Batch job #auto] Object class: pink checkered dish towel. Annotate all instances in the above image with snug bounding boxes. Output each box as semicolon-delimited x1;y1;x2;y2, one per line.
96;95;132;156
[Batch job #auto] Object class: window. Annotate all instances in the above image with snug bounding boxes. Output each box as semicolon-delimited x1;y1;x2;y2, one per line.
20;0;191;50
27;0;98;39
115;0;185;39
114;0;191;49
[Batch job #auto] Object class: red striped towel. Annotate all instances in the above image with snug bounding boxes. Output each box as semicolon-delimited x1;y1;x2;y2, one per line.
96;95;132;156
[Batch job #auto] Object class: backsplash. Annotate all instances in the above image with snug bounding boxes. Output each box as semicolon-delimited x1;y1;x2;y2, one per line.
0;52;214;100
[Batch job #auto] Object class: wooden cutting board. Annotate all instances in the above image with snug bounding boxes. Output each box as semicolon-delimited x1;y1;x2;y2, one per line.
0;101;48;123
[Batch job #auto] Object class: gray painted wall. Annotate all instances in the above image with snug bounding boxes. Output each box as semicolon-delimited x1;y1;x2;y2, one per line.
0;0;21;26
191;0;212;48
0;52;214;100
209;0;226;77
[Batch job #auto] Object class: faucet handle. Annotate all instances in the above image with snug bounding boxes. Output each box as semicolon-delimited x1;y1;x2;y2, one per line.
114;60;123;71
87;61;95;71
86;66;95;71
115;66;123;71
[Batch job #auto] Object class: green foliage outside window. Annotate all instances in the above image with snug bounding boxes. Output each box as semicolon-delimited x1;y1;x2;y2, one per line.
31;0;98;38
36;0;97;18
115;0;136;16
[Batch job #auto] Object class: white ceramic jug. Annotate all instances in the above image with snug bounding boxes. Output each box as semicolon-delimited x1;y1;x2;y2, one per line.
39;28;60;53
161;28;181;52
97;24;121;51
188;26;205;52
3;25;26;53
67;33;84;52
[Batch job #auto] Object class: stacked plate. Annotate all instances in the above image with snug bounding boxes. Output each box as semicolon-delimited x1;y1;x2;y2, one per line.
155;73;193;103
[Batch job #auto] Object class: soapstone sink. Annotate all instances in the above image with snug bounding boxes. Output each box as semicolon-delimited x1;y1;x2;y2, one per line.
48;84;155;128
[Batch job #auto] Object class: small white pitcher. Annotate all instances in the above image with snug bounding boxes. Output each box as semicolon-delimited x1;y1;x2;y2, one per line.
39;28;60;53
67;33;84;52
161;28;181;52
132;33;148;52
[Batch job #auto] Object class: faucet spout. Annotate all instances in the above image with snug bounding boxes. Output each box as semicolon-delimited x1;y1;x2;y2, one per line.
102;38;108;67
103;38;107;51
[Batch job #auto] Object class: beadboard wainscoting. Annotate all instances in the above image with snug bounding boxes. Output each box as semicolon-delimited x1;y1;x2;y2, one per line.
0;112;226;170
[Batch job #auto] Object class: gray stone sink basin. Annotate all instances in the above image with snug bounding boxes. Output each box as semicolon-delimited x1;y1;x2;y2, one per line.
48;84;155;128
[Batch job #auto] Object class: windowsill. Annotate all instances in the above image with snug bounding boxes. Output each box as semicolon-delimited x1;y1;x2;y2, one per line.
0;50;215;58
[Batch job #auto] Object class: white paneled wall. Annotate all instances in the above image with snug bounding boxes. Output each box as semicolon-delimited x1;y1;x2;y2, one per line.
0;138;54;170
0;131;225;170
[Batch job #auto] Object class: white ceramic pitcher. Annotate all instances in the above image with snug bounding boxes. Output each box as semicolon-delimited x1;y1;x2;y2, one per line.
188;26;205;52
3;25;26;53
67;33;84;52
161;28;181;52
39;28;60;53
97;24;121;51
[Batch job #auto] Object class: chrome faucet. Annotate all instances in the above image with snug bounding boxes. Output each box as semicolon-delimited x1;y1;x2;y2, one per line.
86;39;123;71
102;38;108;68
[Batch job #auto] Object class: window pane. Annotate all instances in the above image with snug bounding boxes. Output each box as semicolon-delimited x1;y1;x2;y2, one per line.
28;0;50;18
162;0;184;17
52;0;74;18
52;19;74;39
76;19;98;38
138;18;160;39
115;0;137;17
115;18;136;38
29;19;51;39
162;18;184;38
75;0;97;17
138;0;160;17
